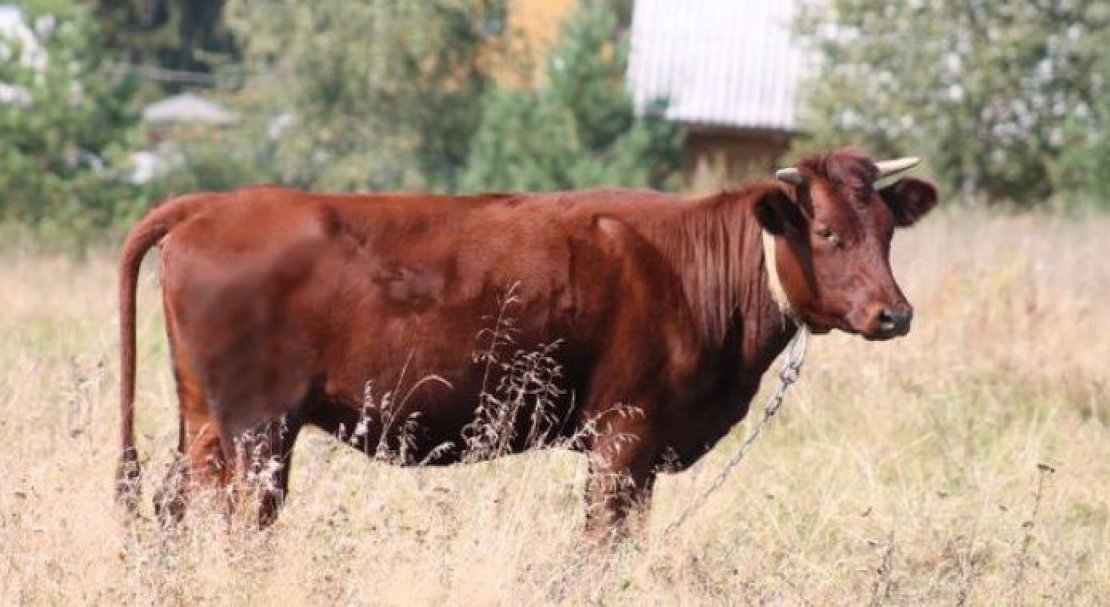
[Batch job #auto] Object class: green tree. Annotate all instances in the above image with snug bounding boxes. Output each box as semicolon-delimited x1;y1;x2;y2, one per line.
0;4;143;232
462;1;681;192
89;0;239;98
1053;37;1110;208
225;0;507;192
794;0;1108;205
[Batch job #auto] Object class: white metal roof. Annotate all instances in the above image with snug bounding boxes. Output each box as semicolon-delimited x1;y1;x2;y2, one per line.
142;93;236;126
628;0;804;132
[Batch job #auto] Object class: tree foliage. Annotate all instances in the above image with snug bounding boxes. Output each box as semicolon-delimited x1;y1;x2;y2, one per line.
89;0;238;97
462;1;681;192
795;0;1109;204
0;5;143;232
225;0;507;193
1053;50;1110;207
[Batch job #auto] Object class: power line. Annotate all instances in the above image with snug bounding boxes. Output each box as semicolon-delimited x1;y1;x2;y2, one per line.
106;62;245;87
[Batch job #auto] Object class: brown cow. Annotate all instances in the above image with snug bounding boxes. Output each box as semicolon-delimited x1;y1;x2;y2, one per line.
116;149;937;535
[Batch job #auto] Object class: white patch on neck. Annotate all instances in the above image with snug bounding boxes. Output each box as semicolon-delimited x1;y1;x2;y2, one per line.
761;230;793;316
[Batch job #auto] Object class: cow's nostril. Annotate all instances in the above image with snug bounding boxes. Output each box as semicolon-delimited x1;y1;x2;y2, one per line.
877;308;912;332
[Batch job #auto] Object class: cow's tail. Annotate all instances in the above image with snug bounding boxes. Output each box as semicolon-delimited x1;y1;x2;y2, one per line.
116;194;207;513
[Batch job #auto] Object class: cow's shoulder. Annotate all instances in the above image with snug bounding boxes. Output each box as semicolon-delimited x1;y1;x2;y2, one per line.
566;213;687;318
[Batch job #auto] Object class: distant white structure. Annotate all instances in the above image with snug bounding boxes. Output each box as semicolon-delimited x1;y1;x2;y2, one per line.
0;81;30;106
129;94;237;184
0;6;45;67
142;92;237;126
0;5;45;107
628;0;806;185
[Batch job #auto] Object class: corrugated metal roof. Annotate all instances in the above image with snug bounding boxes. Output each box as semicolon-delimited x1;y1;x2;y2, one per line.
142;93;236;126
628;0;804;132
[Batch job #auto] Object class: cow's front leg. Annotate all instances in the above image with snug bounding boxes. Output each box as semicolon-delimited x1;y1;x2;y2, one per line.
582;420;660;541
584;460;656;541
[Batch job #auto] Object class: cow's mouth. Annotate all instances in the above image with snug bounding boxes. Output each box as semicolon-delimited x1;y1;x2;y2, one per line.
832;325;904;340
861;326;909;341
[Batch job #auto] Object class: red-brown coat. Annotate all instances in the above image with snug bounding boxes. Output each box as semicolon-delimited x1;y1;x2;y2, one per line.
116;149;937;533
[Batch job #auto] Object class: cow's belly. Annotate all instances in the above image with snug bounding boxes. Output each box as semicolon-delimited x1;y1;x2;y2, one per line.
308;346;585;465
306;381;581;466
307;277;589;465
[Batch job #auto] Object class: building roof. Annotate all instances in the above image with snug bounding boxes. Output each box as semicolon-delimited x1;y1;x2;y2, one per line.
628;0;804;133
142;93;236;126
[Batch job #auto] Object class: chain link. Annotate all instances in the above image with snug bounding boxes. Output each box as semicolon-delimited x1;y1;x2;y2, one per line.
662;322;809;535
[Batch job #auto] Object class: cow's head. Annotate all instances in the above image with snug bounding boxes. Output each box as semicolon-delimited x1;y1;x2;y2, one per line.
756;149;937;340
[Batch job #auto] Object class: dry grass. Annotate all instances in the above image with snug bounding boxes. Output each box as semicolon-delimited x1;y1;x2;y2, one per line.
1;209;1108;605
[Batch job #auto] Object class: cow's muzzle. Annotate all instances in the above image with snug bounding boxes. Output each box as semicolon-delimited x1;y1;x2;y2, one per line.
867;305;913;340
849;301;914;340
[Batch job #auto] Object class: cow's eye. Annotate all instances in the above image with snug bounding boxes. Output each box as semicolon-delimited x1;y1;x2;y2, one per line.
816;227;840;246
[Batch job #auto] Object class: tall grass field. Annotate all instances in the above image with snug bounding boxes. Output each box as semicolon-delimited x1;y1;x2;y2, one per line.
1;209;1108;605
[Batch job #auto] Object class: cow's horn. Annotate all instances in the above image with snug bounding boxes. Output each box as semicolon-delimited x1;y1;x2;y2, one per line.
774;167;804;185
875;156;921;179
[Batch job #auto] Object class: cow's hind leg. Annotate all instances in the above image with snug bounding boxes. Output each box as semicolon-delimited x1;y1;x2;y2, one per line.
155;415;226;527
154;311;229;528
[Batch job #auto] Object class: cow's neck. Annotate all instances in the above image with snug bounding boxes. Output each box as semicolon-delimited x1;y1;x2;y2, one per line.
718;194;798;382
636;187;798;380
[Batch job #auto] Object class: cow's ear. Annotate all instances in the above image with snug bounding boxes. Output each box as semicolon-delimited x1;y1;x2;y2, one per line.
755;189;805;236
880;178;938;228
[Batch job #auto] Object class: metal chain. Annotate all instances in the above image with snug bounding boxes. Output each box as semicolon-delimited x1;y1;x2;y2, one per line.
663;322;810;535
